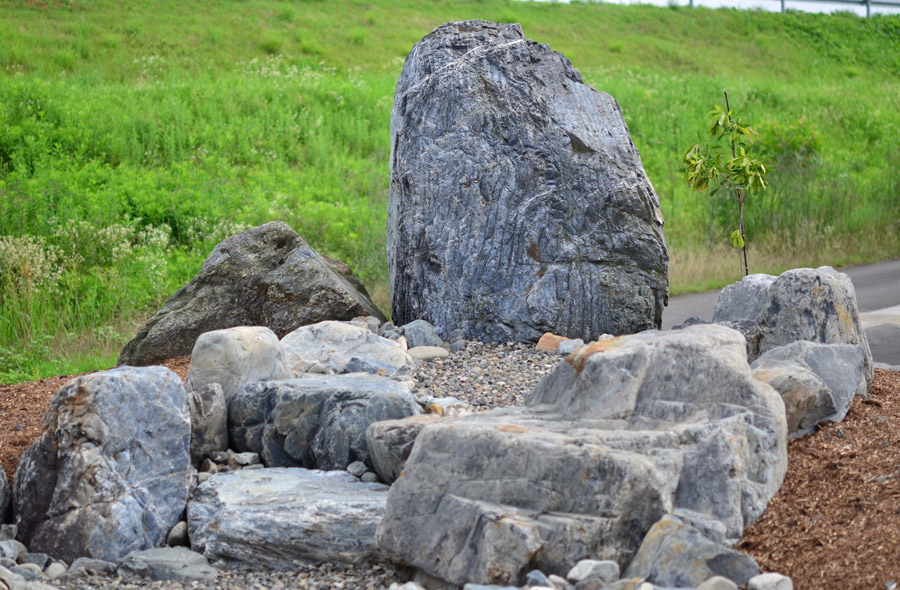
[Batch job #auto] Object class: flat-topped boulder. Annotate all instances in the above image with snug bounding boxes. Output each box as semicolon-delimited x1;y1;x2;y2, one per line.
387;20;668;343
376;325;786;587
187;468;388;567
13;367;194;563
119;222;385;366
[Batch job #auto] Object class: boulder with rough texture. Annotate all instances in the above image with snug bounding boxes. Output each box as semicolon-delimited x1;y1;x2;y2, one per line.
400;320;443;348
185;326;291;401
365;415;442;484
387;20;668;344
0;468;8;525
188;383;228;466
281;321;414;377
119;222;385;366
376;325;786;587
751;341;868;437
13;367;194;563
119;548;217;583
229;375;422;470
713;266;873;387
187;468;388;566
624;515;759;588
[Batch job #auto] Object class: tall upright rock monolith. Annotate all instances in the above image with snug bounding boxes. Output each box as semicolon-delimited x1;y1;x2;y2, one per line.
388;21;668;343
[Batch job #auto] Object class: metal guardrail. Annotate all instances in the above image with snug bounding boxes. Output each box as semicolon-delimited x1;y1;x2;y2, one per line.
688;0;900;16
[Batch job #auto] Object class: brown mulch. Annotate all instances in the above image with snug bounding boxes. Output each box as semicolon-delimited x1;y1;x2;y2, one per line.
739;367;900;588
1;361;899;588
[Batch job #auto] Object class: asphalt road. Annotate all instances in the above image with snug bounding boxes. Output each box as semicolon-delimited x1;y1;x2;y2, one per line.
662;258;900;366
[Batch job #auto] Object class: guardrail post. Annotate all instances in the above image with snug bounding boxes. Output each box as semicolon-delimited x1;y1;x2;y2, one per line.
865;0;871;16
781;0;786;11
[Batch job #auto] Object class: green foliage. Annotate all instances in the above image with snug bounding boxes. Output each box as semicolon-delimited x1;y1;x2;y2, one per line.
0;0;898;382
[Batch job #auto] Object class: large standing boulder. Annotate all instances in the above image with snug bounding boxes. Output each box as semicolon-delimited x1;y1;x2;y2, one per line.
751;341;867;437
118;222;385;366
229;374;422;470
187;468;388;567
12;367;194;563
376;325;786;587
713;266;873;387
387;20;668;343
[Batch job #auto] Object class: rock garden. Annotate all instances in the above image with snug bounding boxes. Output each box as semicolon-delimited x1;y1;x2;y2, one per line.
0;18;895;590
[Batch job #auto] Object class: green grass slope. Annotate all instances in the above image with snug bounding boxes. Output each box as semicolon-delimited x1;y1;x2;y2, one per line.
1;0;898;382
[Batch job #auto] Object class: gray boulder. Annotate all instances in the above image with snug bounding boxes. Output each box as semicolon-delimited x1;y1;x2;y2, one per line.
229;374;422;470
400;320;443;348
751;341;868;437
118;222;385;366
713;266;873;387
185;326;291;402
624;515;759;588
365;414;442;484
187;468;388;566
0;468;8;525
12;367;194;563
281;321;414;377
188;383;228;466
387;20;668;344
376;325;786;587
119;547;217;583
0;565;57;590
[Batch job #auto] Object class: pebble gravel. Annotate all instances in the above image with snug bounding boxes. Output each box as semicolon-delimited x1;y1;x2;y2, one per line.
48;342;565;590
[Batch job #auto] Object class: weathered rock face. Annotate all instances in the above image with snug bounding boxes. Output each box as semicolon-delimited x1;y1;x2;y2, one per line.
365;415;442;484
229;375;422;470
376;325;786;587
188;383;228;466
12;367;194;563
387;20;668;343
0;469;8;525
187;468;388;567
751;341;867;437
119;222;385;366
185;326;292;401
281;321;414;378
624;515;760;588
713;266;873;387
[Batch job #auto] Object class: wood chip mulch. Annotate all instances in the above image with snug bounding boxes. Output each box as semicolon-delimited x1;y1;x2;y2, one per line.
1;361;898;588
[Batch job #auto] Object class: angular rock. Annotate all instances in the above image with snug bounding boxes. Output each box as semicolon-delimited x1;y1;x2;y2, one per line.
44;562;66;581
166;521;189;548
188;383;228;466
376;325;786;587
13;367;194;563
0;469;8;525
281;321;414;377
400;320;443;348
751;341;868;437
0;540;24;561
0;525;14;541
187;468;388;566
537;333;570;352
229;374;422;470
387;20;668;344
566;560;619;584
624;515;759;588
556;339;584;356
119;222;385;366
186;326;291;402
713;266;873;387
119;547;217;583
366;415;442;484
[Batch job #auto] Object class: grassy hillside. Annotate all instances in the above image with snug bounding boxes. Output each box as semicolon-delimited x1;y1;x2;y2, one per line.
1;0;898;382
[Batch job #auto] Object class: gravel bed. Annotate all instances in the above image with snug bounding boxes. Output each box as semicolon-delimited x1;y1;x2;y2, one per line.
48;343;564;590
411;341;562;410
54;562;407;590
